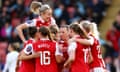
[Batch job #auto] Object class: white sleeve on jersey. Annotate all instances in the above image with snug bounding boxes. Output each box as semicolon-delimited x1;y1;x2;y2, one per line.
23;44;34;55
68;42;77;54
55;43;63;56
51;17;56;25
24;19;36;27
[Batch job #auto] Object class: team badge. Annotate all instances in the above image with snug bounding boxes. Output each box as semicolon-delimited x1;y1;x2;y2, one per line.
26;45;32;52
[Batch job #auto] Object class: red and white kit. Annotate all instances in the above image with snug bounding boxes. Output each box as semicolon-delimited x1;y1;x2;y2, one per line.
19;38;35;72
25;16;56;27
68;36;90;72
89;35;106;72
33;39;62;72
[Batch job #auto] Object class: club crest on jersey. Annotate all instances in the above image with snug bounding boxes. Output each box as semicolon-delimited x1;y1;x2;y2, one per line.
26;45;32;52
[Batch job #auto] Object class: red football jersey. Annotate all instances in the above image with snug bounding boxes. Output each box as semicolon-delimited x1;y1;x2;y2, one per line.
70;42;89;72
33;39;58;72
68;36;89;72
19;39;35;72
25;16;56;28
35;17;51;27
58;40;69;72
58;40;68;61
89;36;105;69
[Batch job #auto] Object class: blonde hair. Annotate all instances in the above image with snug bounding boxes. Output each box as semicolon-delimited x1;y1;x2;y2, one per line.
10;42;20;51
30;1;42;15
30;1;51;15
79;20;100;39
89;22;100;40
79;20;91;34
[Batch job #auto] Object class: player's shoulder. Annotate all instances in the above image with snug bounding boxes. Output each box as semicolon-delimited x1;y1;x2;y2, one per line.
25;39;35;44
47;40;57;46
49;40;56;44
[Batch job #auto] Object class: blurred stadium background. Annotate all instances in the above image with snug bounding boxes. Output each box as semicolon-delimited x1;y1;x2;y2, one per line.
0;0;120;72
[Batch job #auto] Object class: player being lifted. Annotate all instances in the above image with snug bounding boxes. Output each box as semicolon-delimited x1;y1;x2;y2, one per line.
16;1;57;43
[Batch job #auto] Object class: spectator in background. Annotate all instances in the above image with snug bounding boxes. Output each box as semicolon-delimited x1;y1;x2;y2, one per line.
114;55;120;72
84;7;95;22
87;0;106;25
54;3;64;19
59;19;67;27
76;0;86;15
66;5;81;24
3;0;11;9
106;10;120;72
60;0;70;6
0;38;8;72
10;0;25;18
0;6;11;26
105;56;116;72
54;3;65;26
4;22;12;39
106;11;120;57
2;43;19;72
112;11;120;72
0;22;12;38
113;11;120;31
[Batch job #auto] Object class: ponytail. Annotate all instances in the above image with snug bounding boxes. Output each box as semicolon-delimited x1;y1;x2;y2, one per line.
48;31;53;41
10;42;20;51
90;22;100;39
30;1;42;15
70;24;89;39
39;26;53;41
79;24;89;39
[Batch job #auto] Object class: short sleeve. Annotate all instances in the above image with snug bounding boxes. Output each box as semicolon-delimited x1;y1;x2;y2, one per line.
68;42;77;53
55;43;63;56
51;17;56;25
23;44;33;55
24;19;36;27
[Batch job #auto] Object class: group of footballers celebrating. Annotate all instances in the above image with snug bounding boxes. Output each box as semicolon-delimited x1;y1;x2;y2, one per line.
15;1;107;72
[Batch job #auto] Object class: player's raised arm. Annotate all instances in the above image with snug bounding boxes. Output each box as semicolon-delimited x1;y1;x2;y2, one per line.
16;23;28;43
16;1;41;43
16;19;36;43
